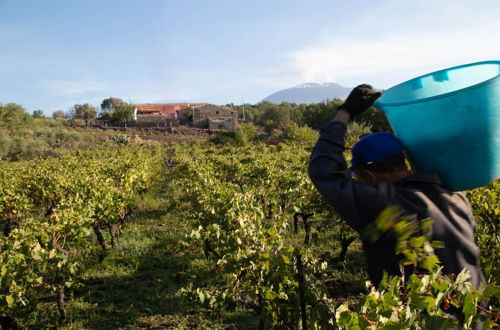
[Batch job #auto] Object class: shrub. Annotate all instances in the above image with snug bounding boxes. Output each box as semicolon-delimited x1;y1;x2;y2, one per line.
210;130;238;145
111;104;134;124
263;119;275;135
346;121;373;148
0;103;32;129
282;123;318;147
235;123;258;145
0;130;12;160
55;130;82;146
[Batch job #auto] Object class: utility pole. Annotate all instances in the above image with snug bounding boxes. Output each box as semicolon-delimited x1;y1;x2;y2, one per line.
241;92;246;121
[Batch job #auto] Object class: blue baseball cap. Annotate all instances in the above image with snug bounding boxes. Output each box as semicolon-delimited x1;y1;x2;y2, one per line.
351;132;405;168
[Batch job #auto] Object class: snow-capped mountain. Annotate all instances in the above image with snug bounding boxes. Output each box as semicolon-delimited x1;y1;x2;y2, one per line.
261;83;351;104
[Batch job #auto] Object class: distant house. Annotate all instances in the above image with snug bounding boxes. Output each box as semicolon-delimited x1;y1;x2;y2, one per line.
131;102;238;130
192;104;238;130
133;103;206;121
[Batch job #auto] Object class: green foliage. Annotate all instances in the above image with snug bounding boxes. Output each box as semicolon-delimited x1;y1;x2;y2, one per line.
263;119;275;134
184;107;194;121
209;123;258;146
259;102;291;129
301;100;342;129
111;134;131;144
68;103;97;120
232;102;301;128
0;146;161;323
172;143;332;328
346;121;373;147
0;130;12;159
265;128;284;145
0;123;104;160
235;122;258;145
467;181;500;281
99;99;134;124
0;103;32;128
170;141;498;328
110;103;134;124
231;100;389;134
0;120;497;327
222;99;391;152
282;123;319;146
32;109;44;118
338;206;499;329
167;139;358;327
100;97;125;112
354;107;391;132
209;130;238;145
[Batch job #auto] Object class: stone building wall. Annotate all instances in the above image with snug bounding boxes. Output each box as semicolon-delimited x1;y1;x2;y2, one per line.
192;104;238;130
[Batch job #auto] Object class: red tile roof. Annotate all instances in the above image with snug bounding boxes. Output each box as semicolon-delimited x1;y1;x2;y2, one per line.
135;103;207;120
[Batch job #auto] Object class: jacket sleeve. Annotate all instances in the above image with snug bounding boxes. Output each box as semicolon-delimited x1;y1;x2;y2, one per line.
308;121;388;232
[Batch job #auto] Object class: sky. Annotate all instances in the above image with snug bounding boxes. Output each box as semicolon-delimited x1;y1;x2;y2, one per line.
1;0;499;115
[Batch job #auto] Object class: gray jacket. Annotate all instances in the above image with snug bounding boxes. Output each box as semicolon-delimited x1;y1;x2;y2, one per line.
308;121;485;288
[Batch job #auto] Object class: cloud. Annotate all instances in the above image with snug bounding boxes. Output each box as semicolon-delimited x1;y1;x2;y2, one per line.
247;66;303;89
286;26;500;88
296;36;496;86
40;80;108;96
282;0;500;88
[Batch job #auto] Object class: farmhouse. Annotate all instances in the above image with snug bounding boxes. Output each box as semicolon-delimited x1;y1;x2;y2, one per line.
192;104;238;130
133;103;206;121
130;103;238;130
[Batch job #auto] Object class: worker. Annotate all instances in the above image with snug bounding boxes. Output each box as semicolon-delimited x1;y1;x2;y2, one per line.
308;84;485;289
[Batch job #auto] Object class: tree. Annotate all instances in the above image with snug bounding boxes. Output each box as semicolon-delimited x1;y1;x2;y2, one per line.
229;103;261;122
0;103;32;128
100;98;130;123
301;100;340;129
111;104;134;124
32;110;44;118
68;104;97;120
260;102;291;129
183;108;194;121
52;110;65;119
101;97;125;112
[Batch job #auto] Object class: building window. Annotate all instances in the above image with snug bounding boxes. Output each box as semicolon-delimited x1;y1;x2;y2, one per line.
216;111;219;114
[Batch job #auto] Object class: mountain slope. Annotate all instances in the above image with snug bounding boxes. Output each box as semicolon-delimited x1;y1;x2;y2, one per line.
261;83;351;104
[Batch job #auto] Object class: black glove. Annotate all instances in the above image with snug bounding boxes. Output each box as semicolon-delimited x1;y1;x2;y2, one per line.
339;84;381;118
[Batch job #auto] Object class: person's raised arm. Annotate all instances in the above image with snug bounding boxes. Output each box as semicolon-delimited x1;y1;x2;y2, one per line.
307;84;381;231
333;109;351;124
308;84;381;178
